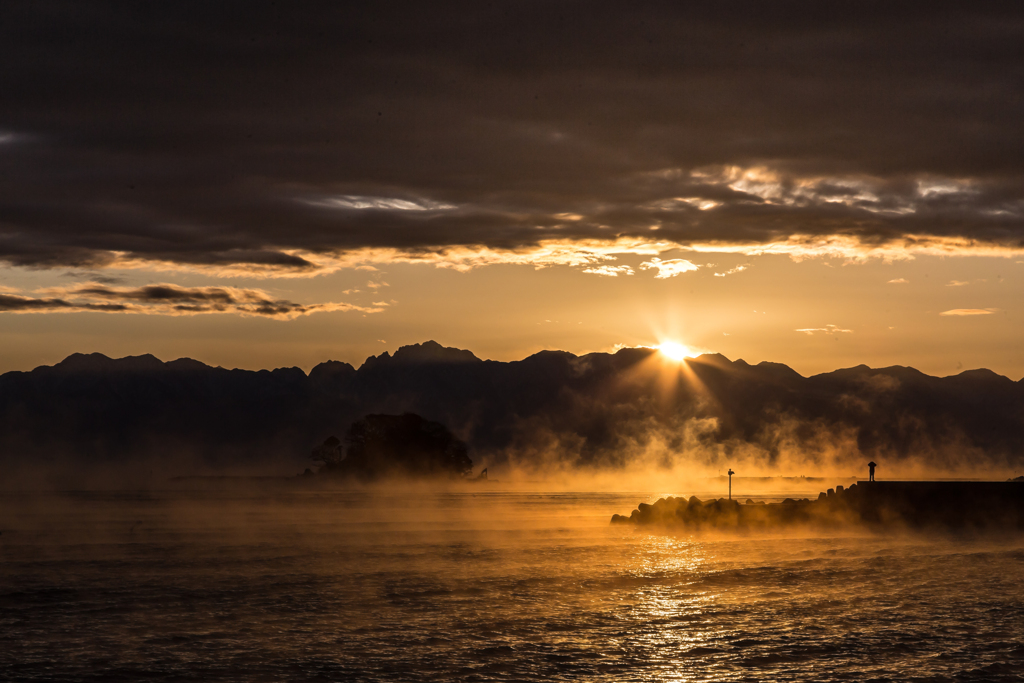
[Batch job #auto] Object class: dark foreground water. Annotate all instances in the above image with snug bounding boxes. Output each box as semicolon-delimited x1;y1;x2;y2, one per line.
2;487;1023;682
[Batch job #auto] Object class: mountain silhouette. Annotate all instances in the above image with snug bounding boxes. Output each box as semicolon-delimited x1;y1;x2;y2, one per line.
2;340;1023;478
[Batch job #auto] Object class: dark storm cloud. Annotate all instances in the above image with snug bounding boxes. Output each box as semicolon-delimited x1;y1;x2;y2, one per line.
0;283;383;317
2;2;1023;272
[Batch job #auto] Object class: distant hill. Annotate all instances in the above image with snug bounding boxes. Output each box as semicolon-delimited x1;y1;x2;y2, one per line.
2;340;1023;479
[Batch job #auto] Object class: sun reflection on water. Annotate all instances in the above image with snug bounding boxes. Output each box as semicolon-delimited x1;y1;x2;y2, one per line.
614;533;738;679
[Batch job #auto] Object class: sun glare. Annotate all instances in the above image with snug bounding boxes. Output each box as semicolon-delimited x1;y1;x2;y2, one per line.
659;342;693;361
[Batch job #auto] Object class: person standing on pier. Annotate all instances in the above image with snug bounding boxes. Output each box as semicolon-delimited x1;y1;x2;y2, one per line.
868;461;877;482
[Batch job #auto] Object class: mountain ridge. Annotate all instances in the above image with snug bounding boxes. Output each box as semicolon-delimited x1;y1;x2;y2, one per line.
2;340;1023;478
12;340;1017;383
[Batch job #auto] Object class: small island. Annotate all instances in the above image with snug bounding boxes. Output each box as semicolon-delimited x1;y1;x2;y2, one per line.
308;413;479;481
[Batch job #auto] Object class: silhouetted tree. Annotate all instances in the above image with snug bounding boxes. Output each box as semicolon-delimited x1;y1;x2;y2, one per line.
332;413;472;479
311;435;345;469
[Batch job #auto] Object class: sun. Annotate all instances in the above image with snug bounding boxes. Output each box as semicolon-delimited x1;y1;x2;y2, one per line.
658;341;693;361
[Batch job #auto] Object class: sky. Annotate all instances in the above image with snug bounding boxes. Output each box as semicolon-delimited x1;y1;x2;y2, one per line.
1;2;1023;377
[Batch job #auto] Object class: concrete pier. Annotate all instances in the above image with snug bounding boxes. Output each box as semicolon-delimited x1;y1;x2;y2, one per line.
845;481;1024;528
612;481;1024;531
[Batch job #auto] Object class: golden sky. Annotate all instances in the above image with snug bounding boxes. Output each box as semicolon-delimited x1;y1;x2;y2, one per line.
2;248;1020;378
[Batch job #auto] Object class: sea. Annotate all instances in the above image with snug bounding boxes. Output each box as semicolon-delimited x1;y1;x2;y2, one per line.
2;485;1023;682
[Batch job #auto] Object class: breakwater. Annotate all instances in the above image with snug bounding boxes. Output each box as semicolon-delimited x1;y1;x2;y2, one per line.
612;481;1024;531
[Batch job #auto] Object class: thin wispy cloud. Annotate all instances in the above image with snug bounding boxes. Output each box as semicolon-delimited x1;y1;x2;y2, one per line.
888;278;909;284
582;265;634;277
301;195;457;211
714;265;748;277
939;308;998;316
0;284;382;319
795;324;853;335
0;294;129;314
639;258;700;279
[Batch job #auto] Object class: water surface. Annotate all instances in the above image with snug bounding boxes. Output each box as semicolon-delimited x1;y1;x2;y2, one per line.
2;488;1023;681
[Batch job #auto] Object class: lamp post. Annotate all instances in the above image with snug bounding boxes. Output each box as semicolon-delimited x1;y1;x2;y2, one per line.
727;469;735;500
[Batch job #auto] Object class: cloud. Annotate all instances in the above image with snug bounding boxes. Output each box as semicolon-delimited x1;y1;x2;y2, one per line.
796;324;853;335
301;195;457;211
713;264;748;277
888;278;909;284
0;284;382;319
40;238;670;279
939;308;998;316
582;265;633;277
6;232;1021;283
680;234;1024;263
946;280;970;286
639;258;700;278
331;238;668;274
1;5;1023;277
0;294;129;313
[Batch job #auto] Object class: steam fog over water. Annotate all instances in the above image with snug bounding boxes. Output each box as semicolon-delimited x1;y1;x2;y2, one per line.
3;486;1023;681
